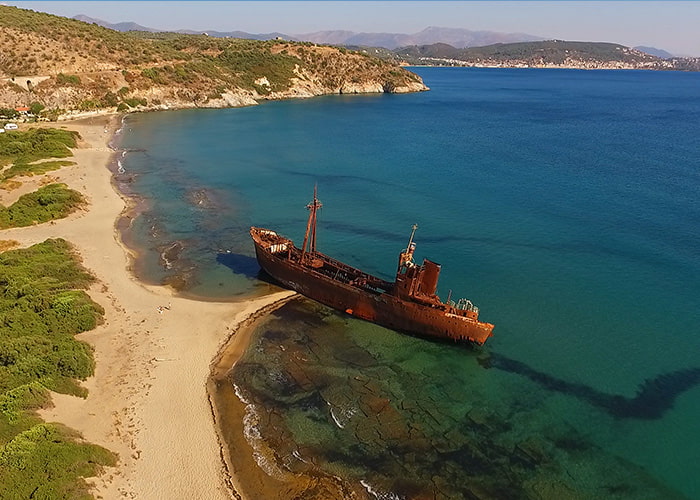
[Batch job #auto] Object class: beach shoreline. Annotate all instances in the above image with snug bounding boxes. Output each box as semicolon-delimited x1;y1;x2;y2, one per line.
1;114;295;499
207;296;299;500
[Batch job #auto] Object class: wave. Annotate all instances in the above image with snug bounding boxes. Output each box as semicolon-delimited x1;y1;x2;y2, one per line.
360;479;404;500
327;401;358;429
234;384;289;481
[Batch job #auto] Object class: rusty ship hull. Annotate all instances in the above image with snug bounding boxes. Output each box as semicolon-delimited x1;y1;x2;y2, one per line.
251;225;494;345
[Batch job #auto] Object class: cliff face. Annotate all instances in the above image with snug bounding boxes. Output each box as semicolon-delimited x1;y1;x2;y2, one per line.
0;6;427;117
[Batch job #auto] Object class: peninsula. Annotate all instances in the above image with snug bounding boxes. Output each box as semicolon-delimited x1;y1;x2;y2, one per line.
0;5;427;119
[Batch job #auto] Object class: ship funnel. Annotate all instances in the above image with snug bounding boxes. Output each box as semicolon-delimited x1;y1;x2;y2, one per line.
419;259;441;296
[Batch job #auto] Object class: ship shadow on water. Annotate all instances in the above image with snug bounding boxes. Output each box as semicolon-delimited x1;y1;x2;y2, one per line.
216;252;265;280
479;352;700;420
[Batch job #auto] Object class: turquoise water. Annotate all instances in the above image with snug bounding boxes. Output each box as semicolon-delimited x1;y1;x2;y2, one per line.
118;67;700;498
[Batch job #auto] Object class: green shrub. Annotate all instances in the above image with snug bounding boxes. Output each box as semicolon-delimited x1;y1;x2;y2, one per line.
122;97;147;108
100;91;119;107
0;183;84;228
28;102;44;116
141;67;162;84
0;128;78;167
0;423;116;499
0;383;50;425
78;99;99;111
0;109;19;120
1;160;74;181
55;73;81;86
0;238;114;497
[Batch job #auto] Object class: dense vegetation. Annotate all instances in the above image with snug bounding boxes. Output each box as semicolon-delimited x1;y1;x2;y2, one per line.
0;183;84;228
0;128;78;167
0;239;115;498
0;128;78;184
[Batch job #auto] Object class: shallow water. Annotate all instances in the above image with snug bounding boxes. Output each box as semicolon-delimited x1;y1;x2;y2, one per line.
232;298;690;499
119;67;700;499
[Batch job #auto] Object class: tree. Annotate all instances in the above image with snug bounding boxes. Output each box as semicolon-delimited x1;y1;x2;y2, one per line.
0;108;19;119
29;102;45;116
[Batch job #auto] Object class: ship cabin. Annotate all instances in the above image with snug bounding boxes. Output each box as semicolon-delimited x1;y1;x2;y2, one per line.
393;227;480;320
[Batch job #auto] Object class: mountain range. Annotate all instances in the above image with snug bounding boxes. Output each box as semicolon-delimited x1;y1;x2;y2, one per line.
72;15;677;58
73;15;544;49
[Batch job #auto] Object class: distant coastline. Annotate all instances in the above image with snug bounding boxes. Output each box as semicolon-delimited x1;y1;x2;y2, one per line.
392;41;700;72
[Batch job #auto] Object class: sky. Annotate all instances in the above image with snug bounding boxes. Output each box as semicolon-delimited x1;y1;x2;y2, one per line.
5;1;700;56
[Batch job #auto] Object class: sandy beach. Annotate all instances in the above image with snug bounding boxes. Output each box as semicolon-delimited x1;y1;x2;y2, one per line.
1;115;294;499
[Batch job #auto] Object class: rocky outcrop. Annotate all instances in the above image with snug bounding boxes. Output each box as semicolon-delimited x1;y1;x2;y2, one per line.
1;67;428;118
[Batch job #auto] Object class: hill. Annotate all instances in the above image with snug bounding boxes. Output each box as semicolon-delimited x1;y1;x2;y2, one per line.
393;40;700;71
0;6;427;117
295;26;544;50
70;16;544;50
634;46;674;59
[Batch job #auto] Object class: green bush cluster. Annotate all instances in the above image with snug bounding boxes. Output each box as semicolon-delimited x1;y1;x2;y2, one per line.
100;91;119;108
1;160;74;181
141;67;162;83
29;102;45;116
0;382;50;426
0;239;114;497
55;73;81;86
122;97;147;108
0;128;78;168
78;99;99;111
0;183;84;228
0;423;116;499
0;109;19;120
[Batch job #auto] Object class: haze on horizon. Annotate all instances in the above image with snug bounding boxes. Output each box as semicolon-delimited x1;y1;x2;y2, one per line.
5;1;700;57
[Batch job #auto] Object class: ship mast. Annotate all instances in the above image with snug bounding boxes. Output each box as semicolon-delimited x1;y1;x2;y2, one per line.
406;223;418;253
301;185;322;263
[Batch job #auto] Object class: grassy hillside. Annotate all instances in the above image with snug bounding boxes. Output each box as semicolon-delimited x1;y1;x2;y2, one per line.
0;5;426;115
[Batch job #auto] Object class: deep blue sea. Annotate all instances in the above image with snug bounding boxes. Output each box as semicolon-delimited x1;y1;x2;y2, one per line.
118;67;700;499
